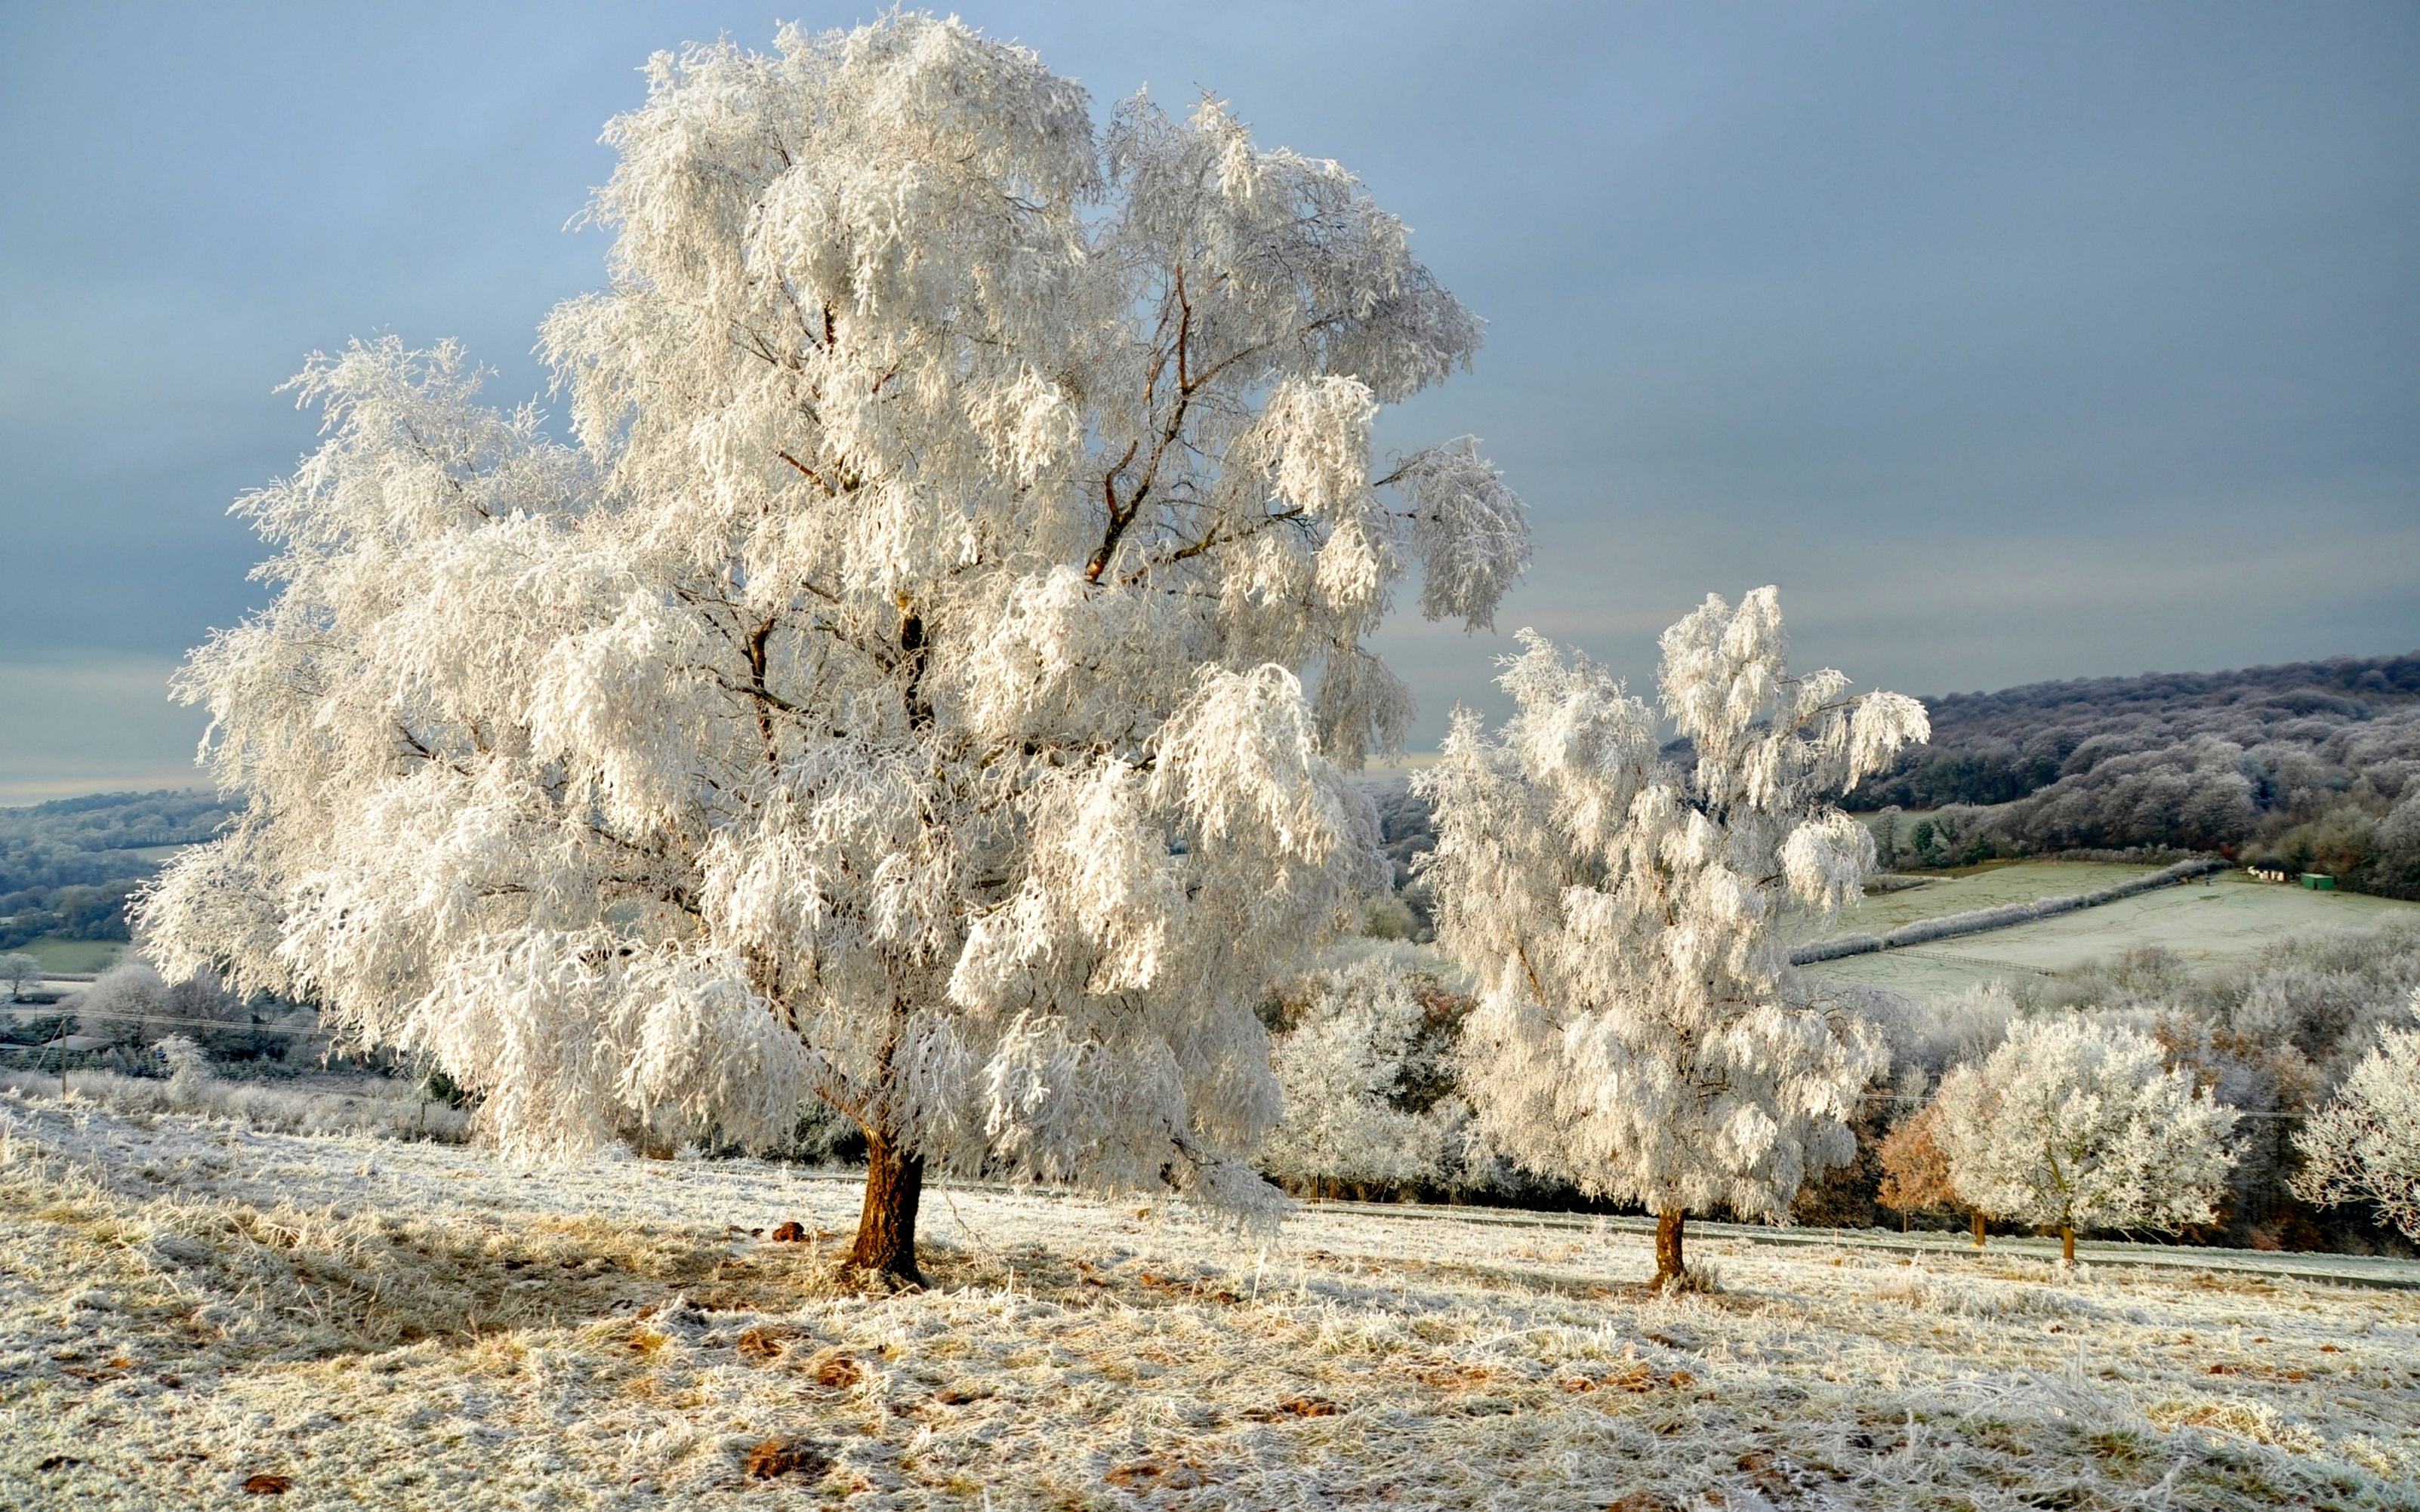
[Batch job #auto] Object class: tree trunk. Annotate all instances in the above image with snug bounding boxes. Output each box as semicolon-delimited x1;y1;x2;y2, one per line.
1654;1209;1686;1288
1971;1211;1986;1250
847;1132;925;1287
2061;1224;2076;1264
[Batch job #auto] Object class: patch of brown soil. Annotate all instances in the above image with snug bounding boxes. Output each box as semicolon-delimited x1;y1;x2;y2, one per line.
743;1437;831;1480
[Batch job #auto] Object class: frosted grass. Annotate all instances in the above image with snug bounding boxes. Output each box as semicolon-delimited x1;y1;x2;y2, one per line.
5;1091;2415;1509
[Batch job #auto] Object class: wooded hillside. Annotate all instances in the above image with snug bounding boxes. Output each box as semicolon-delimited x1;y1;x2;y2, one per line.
1852;653;2420;895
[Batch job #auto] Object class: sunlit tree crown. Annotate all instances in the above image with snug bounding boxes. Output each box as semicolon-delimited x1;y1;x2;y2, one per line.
143;14;1528;1219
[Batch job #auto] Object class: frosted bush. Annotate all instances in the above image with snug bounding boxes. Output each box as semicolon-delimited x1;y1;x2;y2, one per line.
72;961;169;1045
1260;959;1463;1195
1933;1016;2237;1261
2293;1020;2420;1239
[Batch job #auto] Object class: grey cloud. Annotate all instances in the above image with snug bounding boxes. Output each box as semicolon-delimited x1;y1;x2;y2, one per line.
4;1;2414;790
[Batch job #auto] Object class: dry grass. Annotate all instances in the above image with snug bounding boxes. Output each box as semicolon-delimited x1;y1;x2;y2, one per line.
2;1089;2416;1509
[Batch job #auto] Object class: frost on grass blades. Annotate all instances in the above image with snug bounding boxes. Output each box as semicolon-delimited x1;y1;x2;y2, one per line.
10;1096;2418;1508
137;15;1530;1285
1417;590;1929;1288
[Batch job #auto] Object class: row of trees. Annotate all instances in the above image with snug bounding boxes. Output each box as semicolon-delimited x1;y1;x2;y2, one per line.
1884;1017;2420;1256
1854;653;2420;812
1878;1018;2237;1262
1259;950;2420;1261
1259;941;2420;1260
0;958;292;1064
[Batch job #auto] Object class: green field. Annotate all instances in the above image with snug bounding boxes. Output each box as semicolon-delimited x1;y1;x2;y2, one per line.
17;937;124;975
1790;860;2169;944
1809;866;2420;997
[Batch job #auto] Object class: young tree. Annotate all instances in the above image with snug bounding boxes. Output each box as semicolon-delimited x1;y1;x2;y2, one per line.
0;952;40;1002
2292;1022;2420;1240
1417;590;1928;1287
1871;805;1904;872
1259;957;1460;1198
1932;1016;2237;1262
1875;1101;1987;1246
138;16;1528;1285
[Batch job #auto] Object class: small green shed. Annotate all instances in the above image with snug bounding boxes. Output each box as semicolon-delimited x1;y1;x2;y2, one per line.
2300;873;2336;890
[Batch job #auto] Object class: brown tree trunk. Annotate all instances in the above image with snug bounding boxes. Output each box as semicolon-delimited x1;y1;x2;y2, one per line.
2061;1224;2076;1264
1654;1209;1685;1288
847;1132;925;1287
1971;1211;1987;1250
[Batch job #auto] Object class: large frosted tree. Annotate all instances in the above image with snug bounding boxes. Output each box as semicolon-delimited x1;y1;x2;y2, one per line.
1932;1017;2238;1262
1417;590;1928;1286
139;17;1528;1284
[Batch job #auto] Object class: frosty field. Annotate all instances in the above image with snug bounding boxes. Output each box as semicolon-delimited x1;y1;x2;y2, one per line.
1791;863;2173;943
6;1092;2418;1510
1807;867;2420;999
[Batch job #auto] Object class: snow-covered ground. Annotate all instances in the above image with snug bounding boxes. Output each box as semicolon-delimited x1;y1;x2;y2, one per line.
5;1091;2417;1510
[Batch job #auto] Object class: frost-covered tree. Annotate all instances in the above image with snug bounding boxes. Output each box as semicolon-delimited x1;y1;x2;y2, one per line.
137;16;1528;1284
74;961;170;1047
2292;1021;2420;1240
1259;957;1460;1197
1417;590;1928;1286
1932;1016;2238;1262
0;953;40;1002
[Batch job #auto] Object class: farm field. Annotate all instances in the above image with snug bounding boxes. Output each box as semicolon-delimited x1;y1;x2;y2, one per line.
1809;867;2420;999
5;1092;2418;1510
16;936;124;975
1787;861;2169;943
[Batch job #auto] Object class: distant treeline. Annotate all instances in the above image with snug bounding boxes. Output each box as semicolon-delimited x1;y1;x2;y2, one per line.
0;790;237;949
1849;652;2420;898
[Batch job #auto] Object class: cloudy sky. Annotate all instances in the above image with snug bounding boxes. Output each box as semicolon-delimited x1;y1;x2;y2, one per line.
4;1;2415;800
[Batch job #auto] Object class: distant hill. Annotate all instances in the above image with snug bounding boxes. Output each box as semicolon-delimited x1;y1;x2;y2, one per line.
1851;652;2420;895
1855;652;2420;807
0;789;236;949
1355;652;2420;905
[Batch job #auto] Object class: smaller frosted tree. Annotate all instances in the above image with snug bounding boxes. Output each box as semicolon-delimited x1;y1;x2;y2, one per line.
2292;1022;2420;1240
74;961;170;1047
1259;958;1457;1198
1933;1016;2237;1262
1418;588;1929;1287
0;953;40;1002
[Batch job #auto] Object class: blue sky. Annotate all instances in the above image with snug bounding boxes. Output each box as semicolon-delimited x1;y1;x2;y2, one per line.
4;2;2415;799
